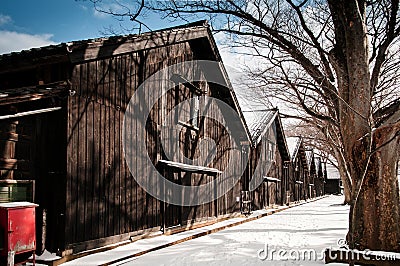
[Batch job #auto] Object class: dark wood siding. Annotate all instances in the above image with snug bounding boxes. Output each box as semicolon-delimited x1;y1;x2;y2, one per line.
0;23;249;255
251;121;284;210
65;40;244;251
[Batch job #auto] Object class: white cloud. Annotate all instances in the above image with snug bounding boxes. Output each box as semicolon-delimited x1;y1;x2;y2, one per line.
0;14;12;26
0;31;56;54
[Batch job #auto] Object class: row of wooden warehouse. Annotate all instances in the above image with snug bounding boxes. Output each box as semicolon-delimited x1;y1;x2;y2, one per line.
0;20;340;256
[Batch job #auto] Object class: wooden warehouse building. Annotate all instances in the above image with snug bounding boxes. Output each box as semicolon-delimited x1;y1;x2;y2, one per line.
242;109;290;211
324;163;341;195
286;136;310;202
0;21;253;256
313;156;325;197
305;150;316;199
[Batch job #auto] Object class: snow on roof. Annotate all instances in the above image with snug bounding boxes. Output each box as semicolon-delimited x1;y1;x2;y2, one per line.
326;163;340;180
305;150;313;168
242;110;277;143
286;136;301;160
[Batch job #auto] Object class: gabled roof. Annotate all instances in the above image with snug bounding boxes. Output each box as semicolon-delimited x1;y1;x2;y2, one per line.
243;109;276;144
286;136;309;167
0;20;252;145
0;20;215;71
286;136;301;160
243;109;290;160
305;150;314;169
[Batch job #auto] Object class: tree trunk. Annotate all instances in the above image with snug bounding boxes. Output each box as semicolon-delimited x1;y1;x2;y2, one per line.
349;124;400;252
326;0;398;252
334;148;352;204
338;166;352;204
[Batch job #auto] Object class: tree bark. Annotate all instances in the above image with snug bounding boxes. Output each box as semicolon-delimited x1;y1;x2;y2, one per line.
349;123;400;252
329;0;400;252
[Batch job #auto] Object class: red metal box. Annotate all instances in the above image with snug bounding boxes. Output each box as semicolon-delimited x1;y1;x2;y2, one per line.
0;202;38;257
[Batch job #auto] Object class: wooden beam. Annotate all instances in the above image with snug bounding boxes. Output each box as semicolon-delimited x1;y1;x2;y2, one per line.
0;81;68;105
263;176;281;182
177;120;199;132
0;107;62;120
170;74;204;95
158;159;222;174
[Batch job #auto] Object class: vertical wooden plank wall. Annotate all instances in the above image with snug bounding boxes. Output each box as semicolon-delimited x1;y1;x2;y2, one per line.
65;40;245;249
251;120;287;209
67;50;160;246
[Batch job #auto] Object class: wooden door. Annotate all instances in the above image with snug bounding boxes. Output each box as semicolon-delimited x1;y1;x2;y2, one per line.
162;169;182;229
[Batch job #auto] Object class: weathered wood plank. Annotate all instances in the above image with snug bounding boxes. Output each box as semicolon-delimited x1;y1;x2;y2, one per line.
74;97;83;242
65;96;74;245
104;103;111;238
69;28;209;63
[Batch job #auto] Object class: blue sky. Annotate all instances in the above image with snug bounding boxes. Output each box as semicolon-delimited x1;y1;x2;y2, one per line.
0;1;247;81
0;0;186;54
0;0;263;112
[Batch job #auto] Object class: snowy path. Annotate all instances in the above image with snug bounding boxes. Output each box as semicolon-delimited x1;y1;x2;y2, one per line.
110;195;349;266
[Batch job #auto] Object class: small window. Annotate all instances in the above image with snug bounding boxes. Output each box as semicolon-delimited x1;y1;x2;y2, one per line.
268;142;274;161
172;74;202;131
190;95;200;128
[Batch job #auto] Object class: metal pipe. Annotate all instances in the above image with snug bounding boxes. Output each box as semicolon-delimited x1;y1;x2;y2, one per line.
0;107;62;120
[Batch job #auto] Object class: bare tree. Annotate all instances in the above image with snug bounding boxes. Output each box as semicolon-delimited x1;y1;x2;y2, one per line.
90;0;400;254
79;0;150;34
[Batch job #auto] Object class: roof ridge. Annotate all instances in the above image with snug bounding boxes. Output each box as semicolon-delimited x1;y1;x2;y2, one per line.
0;20;209;58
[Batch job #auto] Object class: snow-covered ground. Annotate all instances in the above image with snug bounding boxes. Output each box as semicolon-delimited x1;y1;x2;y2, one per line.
51;196;349;265
23;196;350;266
100;195;349;266
30;195;400;266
